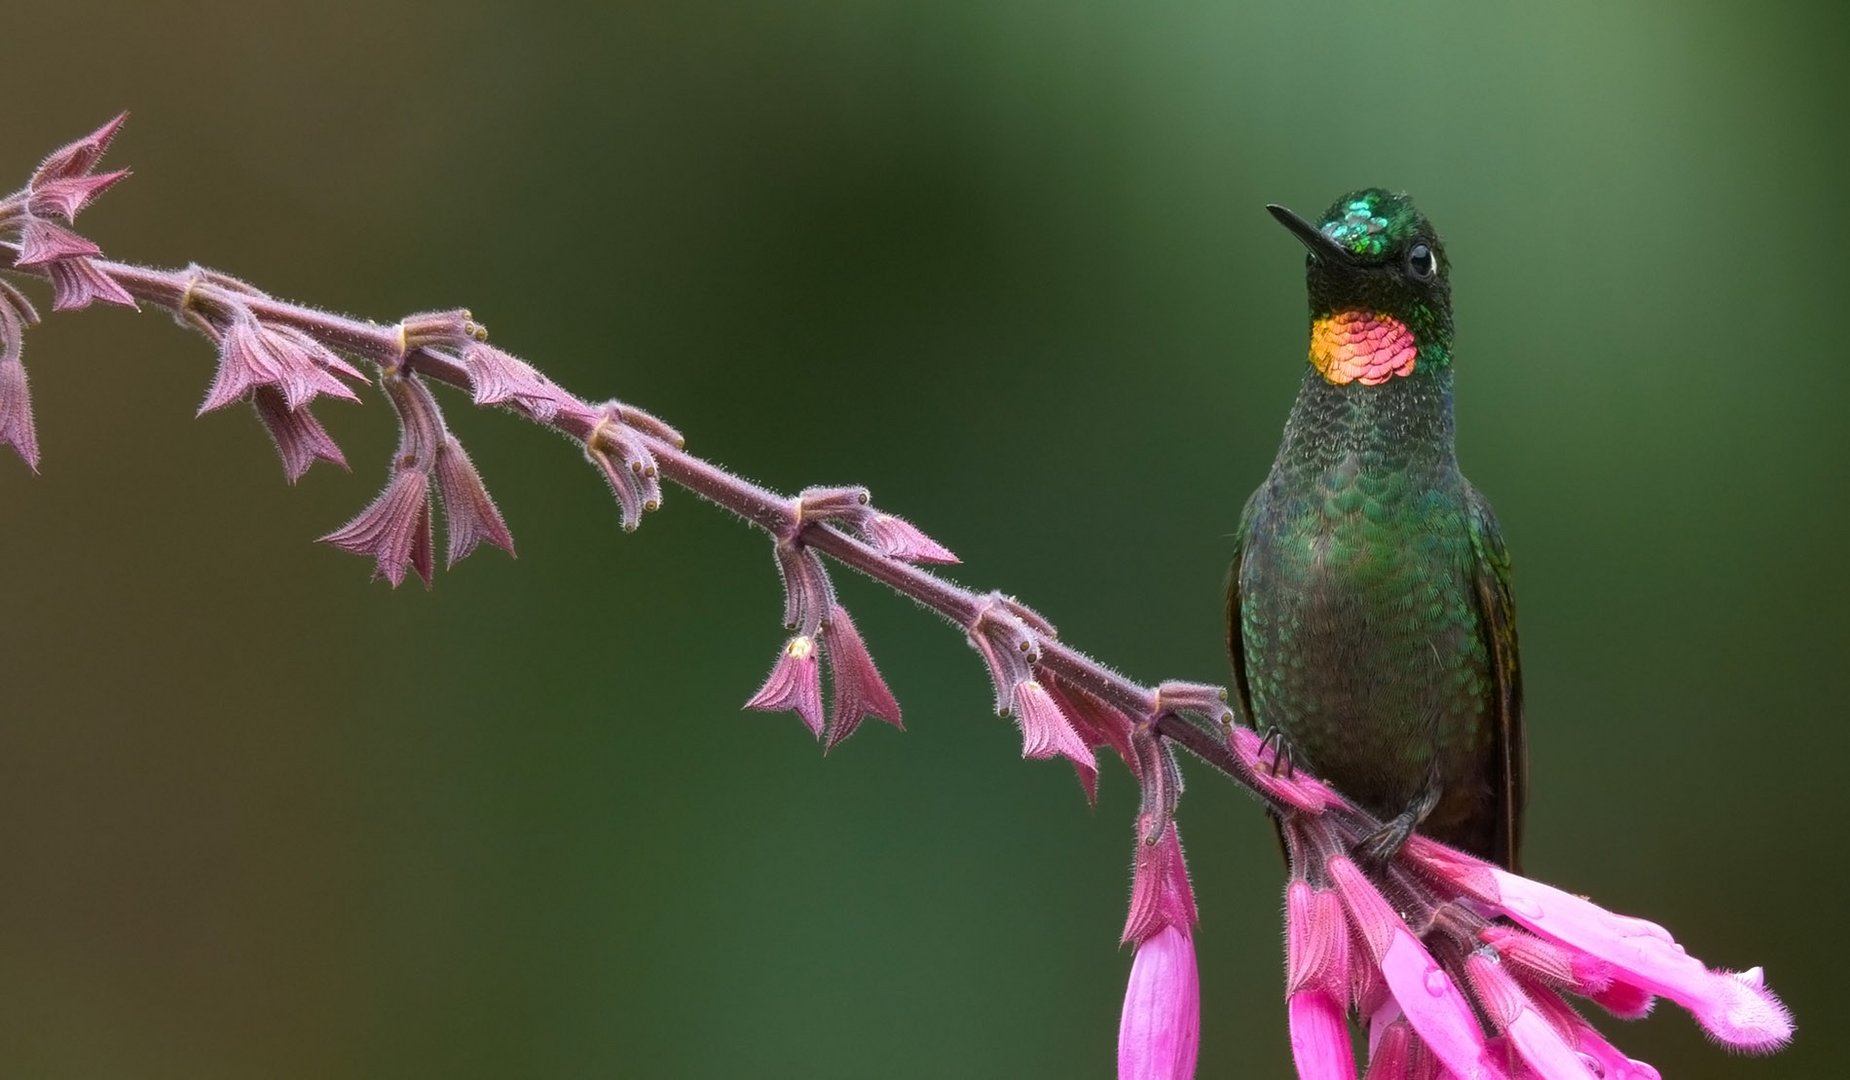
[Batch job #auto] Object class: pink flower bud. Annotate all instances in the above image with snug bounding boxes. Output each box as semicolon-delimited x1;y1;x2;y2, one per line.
1154;680;1234;727
1288;989;1357;1080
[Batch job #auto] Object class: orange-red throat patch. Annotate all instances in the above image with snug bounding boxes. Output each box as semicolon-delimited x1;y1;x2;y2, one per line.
1309;310;1417;386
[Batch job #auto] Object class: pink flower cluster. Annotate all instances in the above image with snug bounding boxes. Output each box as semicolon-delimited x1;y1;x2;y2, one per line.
743;486;952;749
0;114;137;469
1235;728;1793;1079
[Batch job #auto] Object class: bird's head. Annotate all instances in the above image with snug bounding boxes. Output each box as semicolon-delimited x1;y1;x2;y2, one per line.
1268;189;1452;386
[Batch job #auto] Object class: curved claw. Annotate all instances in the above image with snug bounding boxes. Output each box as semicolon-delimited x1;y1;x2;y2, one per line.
1254;725;1297;779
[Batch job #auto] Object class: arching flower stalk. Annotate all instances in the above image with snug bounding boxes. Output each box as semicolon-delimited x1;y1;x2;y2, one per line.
0;117;1793;1079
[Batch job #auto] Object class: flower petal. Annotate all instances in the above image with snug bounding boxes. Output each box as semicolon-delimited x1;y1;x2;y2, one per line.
1118;925;1199;1080
1464;952;1596;1080
1484;869;1793;1052
1377;929;1509;1080
1290;990;1357;1080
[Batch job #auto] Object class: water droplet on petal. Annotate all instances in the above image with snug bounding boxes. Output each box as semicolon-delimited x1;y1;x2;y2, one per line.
1423;965;1451;997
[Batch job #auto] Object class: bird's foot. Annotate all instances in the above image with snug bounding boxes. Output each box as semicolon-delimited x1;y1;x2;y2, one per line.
1356;813;1419;867
1355;775;1445;868
1254;725;1296;779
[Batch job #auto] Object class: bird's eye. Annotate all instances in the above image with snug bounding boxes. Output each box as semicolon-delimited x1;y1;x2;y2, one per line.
1406;243;1437;281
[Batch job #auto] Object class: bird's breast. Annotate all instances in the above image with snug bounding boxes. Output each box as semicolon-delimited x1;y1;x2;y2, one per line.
1238;452;1490;814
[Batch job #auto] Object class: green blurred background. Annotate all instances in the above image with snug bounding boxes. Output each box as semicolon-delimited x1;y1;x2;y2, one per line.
2;2;1844;1076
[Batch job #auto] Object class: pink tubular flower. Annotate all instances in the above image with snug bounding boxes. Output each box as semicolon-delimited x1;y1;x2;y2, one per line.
1119;821;1199;1080
745;634;825;737
1119;924;1199;1080
1471;867;1793;1052
1326;855;1508;1080
1285;881;1356;1080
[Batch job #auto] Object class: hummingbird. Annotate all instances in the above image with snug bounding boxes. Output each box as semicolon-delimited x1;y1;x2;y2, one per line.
1226;190;1525;870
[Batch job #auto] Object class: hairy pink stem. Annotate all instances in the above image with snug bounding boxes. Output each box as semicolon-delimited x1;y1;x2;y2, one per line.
5;242;1277;807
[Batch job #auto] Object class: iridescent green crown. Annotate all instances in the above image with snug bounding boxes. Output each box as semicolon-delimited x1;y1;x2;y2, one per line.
1317;189;1423;259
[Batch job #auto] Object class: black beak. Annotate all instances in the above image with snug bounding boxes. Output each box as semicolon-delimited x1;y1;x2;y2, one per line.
1267;204;1352;264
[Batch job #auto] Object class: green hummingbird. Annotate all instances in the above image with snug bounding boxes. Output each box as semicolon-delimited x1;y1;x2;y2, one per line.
1226;189;1525;870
